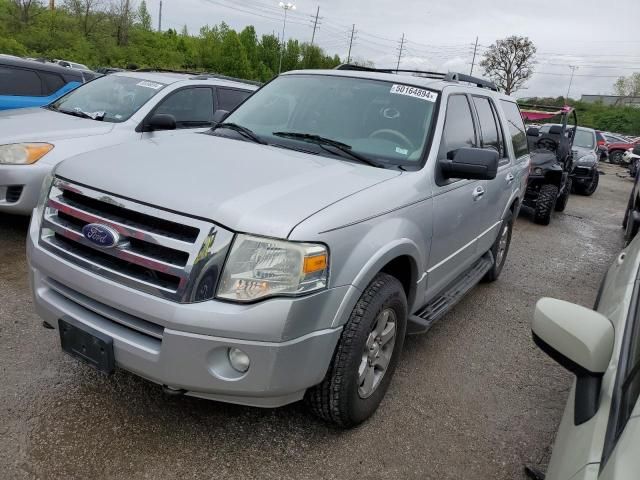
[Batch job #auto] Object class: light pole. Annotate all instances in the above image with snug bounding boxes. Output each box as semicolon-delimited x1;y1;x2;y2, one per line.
278;2;296;74
566;65;578;101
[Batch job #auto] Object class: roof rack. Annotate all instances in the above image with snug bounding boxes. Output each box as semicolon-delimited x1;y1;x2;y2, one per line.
134;68;262;86
334;64;498;91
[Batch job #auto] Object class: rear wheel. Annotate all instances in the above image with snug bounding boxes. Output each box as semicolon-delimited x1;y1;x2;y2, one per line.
306;273;407;428
555;178;572;212
533;184;559;225
610;150;624;165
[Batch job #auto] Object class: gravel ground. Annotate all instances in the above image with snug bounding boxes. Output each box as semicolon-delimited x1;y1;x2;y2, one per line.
0;164;632;479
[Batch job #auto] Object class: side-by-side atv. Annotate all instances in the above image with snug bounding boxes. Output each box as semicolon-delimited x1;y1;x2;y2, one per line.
521;105;577;225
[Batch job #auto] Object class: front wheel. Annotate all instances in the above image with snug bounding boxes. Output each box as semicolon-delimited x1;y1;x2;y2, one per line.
555;178;572;212
483;210;513;282
306;273;407;428
577;170;599;196
533;184;559;225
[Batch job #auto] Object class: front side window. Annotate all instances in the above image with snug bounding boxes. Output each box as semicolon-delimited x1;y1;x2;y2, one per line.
223;74;438;167
0;66;42;96
438;95;477;160
50;75;166;123
154;87;214;128
500;100;528;159
473;96;503;157
217;88;252;111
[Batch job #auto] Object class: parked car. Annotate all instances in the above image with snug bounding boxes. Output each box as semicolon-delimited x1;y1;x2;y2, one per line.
56;59;90;70
622;144;640;243
624;146;640;178
570;126;601;196
521;110;576;225
27;66;529;427
530;232;640;479
0;56;92;111
0;71;258;215
603;132;637;165
596;130;609;161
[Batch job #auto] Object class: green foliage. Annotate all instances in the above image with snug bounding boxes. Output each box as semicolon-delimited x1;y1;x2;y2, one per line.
0;0;341;81
521;97;640;135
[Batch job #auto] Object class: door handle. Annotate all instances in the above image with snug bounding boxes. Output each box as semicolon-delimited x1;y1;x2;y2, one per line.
472;186;485;201
505;173;515;184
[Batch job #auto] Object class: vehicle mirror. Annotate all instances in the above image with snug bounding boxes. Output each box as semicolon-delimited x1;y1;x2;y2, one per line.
212;109;230;125
144;113;176;132
532;297;614;425
439;147;498;180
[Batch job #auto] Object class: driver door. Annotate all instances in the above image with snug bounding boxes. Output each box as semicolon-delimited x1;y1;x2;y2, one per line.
141;87;215;139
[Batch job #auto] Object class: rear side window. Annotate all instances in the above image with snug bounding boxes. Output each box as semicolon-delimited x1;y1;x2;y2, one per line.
473;96;504;159
0;66;42;96
217;88;252;112
500;100;528;160
154;87;214;128
39;72;66;95
438;95;477;160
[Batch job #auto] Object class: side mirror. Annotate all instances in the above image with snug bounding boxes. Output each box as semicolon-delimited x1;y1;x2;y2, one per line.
439;147;498;180
144;113;176;132
212;109;230;125
532;297;614;425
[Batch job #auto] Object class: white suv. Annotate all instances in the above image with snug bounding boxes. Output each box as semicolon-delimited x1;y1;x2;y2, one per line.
0;71;258;215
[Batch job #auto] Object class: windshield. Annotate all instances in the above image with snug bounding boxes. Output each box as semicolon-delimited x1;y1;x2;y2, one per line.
574;130;595;149
50;75;166;123
224;74;438;167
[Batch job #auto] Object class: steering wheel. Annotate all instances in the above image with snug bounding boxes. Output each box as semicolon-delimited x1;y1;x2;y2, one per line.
369;129;415;150
535;137;558;151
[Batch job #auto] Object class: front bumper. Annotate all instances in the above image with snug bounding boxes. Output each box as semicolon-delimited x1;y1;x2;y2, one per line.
28;215;349;407
0;163;50;215
571;166;596;184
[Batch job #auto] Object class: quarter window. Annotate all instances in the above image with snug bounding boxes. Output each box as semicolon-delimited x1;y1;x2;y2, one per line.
473;96;503;158
500;100;529;160
217;88;252;112
39;72;66;95
154;87;214;128
438;95;477;160
0;66;42;96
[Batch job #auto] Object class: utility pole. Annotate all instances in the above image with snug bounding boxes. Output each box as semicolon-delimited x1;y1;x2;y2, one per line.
566;65;578;100
347;24;356;63
278;2;296;74
310;6;320;45
49;0;55;10
470;36;479;75
158;0;163;32
396;33;405;70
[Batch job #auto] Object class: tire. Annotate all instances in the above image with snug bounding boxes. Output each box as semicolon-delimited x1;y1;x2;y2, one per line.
306;273;407;428
576;170;599;196
533;184;559;225
610;150;623;165
483;209;513;282
555;178;572;212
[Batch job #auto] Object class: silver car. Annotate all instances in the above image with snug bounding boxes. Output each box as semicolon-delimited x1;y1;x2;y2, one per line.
531;233;640;479
0;71;258;214
27;67;529;427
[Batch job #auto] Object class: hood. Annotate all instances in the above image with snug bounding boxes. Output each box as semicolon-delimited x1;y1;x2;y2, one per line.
0;107;114;144
572;145;596;159
530;149;558;167
55;134;401;238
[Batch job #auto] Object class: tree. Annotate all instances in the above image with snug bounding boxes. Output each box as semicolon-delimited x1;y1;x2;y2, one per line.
218;30;250;78
613;73;640;97
110;0;134;46
8;0;43;25
64;0;105;38
136;0;152;31
480;35;536;95
180;24;187;36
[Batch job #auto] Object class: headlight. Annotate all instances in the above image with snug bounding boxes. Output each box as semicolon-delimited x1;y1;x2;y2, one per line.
533;167;543;175
217;234;328;302
577;155;595;165
0;143;53;164
34;173;54;219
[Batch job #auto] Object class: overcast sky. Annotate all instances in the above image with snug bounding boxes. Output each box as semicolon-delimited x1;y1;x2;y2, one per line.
145;0;640;98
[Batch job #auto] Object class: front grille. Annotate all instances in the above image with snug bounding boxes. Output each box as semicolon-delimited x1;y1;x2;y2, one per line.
39;178;234;303
6;185;23;203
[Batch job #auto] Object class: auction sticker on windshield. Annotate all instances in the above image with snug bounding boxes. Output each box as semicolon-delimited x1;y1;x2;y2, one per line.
136;81;164;90
390;84;437;102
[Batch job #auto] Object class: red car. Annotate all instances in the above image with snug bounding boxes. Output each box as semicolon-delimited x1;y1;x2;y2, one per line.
602;132;639;164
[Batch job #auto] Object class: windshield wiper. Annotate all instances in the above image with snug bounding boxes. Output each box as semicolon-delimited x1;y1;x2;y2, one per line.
272;132;383;168
57;108;104;121
212;122;266;144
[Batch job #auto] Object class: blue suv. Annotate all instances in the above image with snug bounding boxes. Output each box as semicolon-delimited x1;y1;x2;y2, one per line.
0;56;96;111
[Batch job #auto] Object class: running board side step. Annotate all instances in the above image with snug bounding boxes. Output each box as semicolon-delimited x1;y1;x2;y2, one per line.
407;252;494;335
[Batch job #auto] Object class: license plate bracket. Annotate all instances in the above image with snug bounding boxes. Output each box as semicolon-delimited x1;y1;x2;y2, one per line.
59;317;115;374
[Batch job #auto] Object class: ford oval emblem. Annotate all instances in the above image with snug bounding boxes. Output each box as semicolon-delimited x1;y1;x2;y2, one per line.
82;223;120;248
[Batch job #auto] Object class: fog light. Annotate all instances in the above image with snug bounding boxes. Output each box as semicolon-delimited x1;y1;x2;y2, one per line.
228;347;250;373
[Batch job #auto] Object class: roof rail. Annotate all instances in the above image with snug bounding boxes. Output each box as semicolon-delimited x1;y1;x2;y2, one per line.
135;68;262;86
334;64;498;91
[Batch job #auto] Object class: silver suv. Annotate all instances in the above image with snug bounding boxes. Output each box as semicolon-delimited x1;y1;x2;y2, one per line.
27;66;529;427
